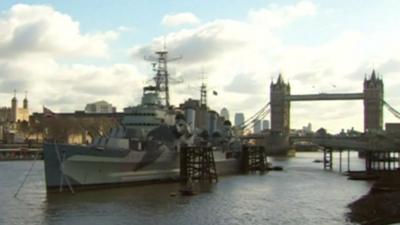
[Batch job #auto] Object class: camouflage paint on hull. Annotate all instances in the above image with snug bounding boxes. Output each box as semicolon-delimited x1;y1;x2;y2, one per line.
43;143;240;191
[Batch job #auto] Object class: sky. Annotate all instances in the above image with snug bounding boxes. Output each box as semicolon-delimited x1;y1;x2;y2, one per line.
1;0;400;133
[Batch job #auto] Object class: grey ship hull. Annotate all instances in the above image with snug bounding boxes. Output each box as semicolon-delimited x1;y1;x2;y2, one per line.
43;143;240;191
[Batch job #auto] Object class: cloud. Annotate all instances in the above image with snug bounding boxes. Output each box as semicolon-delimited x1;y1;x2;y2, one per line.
133;19;253;65
130;0;400;132
162;12;200;27
131;1;320;114
132;1;318;78
225;73;265;94
0;59;145;112
0;4;118;58
378;59;400;75
1;1;400;133
248;1;317;29
0;4;145;113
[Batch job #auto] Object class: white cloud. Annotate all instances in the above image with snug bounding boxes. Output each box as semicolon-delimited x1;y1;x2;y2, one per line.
248;1;317;29
0;4;141;113
162;12;200;27
0;4;118;58
0;56;145;113
132;1;320;108
1;2;400;133
132;1;400;132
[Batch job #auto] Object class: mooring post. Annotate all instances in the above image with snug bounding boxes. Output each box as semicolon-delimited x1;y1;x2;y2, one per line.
365;151;371;172
398;151;400;169
242;145;249;173
259;146;266;172
323;147;332;170
347;149;350;172
396;152;400;169
387;152;390;171
339;150;342;173
180;146;188;183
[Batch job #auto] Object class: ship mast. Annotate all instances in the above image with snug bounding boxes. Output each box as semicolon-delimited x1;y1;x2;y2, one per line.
154;50;168;106
147;45;180;107
200;82;207;108
200;69;207;108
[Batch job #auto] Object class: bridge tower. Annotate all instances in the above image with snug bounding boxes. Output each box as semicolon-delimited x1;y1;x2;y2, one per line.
363;70;384;132
270;74;290;134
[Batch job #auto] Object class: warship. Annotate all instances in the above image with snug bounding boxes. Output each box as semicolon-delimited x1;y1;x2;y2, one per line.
43;49;242;191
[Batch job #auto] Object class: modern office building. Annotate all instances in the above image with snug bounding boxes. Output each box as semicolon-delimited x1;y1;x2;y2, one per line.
220;107;230;121
234;113;245;127
254;119;262;133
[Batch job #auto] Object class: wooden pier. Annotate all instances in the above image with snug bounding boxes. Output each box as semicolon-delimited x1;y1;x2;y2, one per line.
322;147;400;173
242;145;268;173
323;147;333;170
180;145;218;183
365;151;400;172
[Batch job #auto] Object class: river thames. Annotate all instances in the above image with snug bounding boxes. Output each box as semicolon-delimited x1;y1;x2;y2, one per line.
0;152;371;225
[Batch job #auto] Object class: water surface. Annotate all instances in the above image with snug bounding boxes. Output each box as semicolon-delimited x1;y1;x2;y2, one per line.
0;152;371;225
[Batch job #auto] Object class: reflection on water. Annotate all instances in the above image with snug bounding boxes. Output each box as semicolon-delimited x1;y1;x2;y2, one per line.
0;152;371;225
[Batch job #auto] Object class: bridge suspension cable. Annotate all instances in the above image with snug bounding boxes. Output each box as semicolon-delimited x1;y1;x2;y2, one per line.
238;102;271;130
242;108;271;131
240;103;269;128
383;100;400;119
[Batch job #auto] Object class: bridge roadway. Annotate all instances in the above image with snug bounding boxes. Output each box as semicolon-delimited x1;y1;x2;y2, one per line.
290;135;400;152
243;133;400;152
286;93;364;101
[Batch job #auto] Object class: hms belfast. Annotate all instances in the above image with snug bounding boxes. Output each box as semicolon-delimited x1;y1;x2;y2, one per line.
43;49;242;191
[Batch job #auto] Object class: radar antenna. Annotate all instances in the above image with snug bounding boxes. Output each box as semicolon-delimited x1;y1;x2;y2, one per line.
200;69;207;108
144;47;181;107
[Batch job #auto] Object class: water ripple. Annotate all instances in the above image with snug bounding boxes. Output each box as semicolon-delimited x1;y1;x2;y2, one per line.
0;152;370;225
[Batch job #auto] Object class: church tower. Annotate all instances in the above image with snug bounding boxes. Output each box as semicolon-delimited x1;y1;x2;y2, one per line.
11;90;17;122
23;91;28;109
363;70;384;132
270;74;291;134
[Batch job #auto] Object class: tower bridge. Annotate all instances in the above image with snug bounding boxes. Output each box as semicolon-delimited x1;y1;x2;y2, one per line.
270;70;383;136
242;70;385;155
241;70;400;156
243;70;400;171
